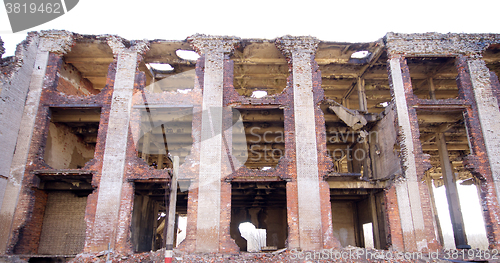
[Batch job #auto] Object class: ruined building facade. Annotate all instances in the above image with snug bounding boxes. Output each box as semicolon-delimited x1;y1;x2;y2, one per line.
0;31;500;261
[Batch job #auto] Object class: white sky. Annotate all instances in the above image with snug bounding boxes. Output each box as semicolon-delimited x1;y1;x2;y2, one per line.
1;0;500;56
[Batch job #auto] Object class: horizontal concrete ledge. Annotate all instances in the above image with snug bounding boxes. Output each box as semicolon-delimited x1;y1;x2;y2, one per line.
133;104;195;109
127;178;171;183
33;169;95;176
227;176;286;182
327;178;388;189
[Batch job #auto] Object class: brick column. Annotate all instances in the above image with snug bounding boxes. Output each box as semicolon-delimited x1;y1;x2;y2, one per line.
189;34;239;253
457;56;500;248
0;33;40;211
388;55;431;252
87;37;148;252
276;36;331;250
468;58;500;205
0;31;74;253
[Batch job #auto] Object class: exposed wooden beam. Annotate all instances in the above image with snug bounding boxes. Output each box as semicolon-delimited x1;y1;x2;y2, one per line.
341;43;385;103
65;57;114;64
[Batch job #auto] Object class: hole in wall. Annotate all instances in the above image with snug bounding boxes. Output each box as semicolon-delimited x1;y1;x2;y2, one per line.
362;223;374;249
16;172;94;256
407;57;459;100
238;222;267;252
330;189;386;249
45;107;101;169
131;182;187;252
61;41;114;94
233;108;285;170
320;50;390;113
351;51;370;59
230;42;288;97
251;90;267;98
148;63;174;72
417;109;488;249
231;182;287;252
136;107;193;169
176;50;200;61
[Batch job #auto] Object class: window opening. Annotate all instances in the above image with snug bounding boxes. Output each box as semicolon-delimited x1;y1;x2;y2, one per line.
231;182;287;251
46;107;100;169
137;107;193;169
131;182;188;252
233;108;284;169
407;57;459;100
230;42;288;97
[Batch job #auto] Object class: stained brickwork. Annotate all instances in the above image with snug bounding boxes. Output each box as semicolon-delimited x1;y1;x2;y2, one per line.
398;57;441;251
2;31;500;262
457;56;500;249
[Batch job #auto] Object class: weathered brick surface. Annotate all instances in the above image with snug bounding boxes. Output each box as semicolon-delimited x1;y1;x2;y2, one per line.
6;50;116;254
219;182;239;252
68;248;460;263
176;186;198;252
490;72;500;106
0;33;39;181
6;53;64;253
398;57;440;250
457;56;500;249
384;185;404;251
222;38;340;251
222;58;292;181
5;31;500;261
386;54;440;252
12;189;47;254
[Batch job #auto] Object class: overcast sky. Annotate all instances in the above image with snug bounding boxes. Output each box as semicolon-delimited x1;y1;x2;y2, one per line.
1;0;500;56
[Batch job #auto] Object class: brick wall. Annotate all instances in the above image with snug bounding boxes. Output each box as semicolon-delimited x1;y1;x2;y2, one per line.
457;56;500;249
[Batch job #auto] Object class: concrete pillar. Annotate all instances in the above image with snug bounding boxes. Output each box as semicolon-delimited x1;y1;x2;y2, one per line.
467;58;500;208
276;36;324;250
389;56;429;252
455;56;500;249
0;34;39;212
0;31;74;253
436;133;469;248
189;34;239;252
88;37;148;252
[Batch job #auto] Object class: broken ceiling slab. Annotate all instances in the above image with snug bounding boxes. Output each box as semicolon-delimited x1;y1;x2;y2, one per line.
325;99;367;130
